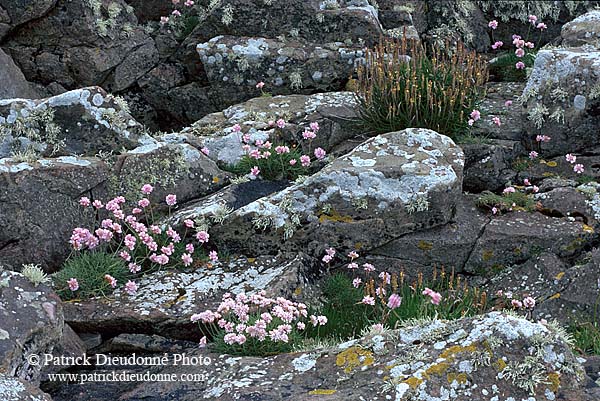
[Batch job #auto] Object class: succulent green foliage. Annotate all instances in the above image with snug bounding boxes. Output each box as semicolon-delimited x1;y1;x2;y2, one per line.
21;264;50;287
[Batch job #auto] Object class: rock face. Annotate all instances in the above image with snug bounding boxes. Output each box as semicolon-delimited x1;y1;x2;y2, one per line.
211;128;464;257
0;374;53;401
0;270;64;384
49;313;591;401
0;49;40;99
562;9;600;47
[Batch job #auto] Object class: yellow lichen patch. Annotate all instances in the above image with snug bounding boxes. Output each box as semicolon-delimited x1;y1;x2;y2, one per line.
439;344;477;361
555;272;565;280
336;346;375;374
494;358;507;371
403;376;423;389
549;293;561;300
447;372;468;384
247;258;256;263
542;172;555;177
424;362;450;378
547;372;561;392
583;224;595;234
319;210;354;224
354;242;363;250
417;240;433;251
212;176;220;183
546;161;558;167
482;250;494;261
308;389;337;395
293;287;303;296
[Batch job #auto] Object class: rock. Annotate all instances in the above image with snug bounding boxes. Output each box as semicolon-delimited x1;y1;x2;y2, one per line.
180;91;360;166
0;87;152;159
40;324;86;380
0;49;40;99
63;254;309;340
474;82;526;142
0;374;53;401
0;156;110;271
0;0;57;32
369;195;489;273
464;211;596;275
534;186;600;225
562;10;600;48
210;128;464;258
521;48;600;157
49;313;590;401
462;140;521;193
196;36;362;111
0;270;64;384
93;333;196;354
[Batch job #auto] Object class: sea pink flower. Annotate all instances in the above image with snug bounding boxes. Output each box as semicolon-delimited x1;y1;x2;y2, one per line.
128;263;141;273
131;207;142;215
302;130;316;140
67;278;79;291
515;61;525;70
528;15;537;24
250;166;260;177
511;299;523;309
492;116;501;126
124;280;138;295
95;228;113;242
209;250;218;262
536;135;551;142
362;296;375;306
523;296;536;309
537;22;547;30
104;274;117;288
492;207;498;215
525;41;535;49
160;16;169;24
297;322;306;330
565;153;576;164
275;145;290;154
574;164;585;174
491;41;503;50
300;155;311;167
515;48;525;58
533;185;539;193
232;124;241;133
198;336;207;347
503;186;516;194
165;194;177;206
141;184;154;194
379;271;391;284
314;147;326;160
79;197;91;207
523;178;531;186
529;151;538;159
325;248;336;256
310;122;320;132
488;20;498;29
352;278;362;288
138;198;150;208
322;254;332;263
256;81;265;89
119;251;131;261
422;288;442;305
289;159;297;166
363;263;375;272
196;230;210;243
184;219;194;228
348;251;359;259
92;200;103;209
387;293;402;309
276;119;286;129
185;243;194;253
470;109;481;121
347;262;359;270
201;147;210;156
172;10;181;16
505;100;513;107
181;253;193;267
467;119;474;126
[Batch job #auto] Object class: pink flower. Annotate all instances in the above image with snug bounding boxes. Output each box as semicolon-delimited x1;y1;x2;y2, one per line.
347;262;359;270
513;38;525;48
198;336;207;347
150;253;169;265
138;198;150;208
503;186;516;194
536;135;551;142
79;197;91;207
537;22;547;30
523;178;531;186
124;280;138;295
528;15;538;24
525;41;535;49
533;185;539;193
67;278;79;291
523;296;536;309
92;200;103;209
141;184;154;194
289;159;297;166
131;207;142;215
363;263;375;272
515;61;525;70
181;253;193;267
352;278;362;288
256;81;264;89
491;207;498;215
172;10;181;16
165;194;177;206
348;251;359;259
467;119;474;126
250;166;260;177
209;250;218;262
276;119;286;129
322;254;332;263
310;122;320;132
387;293;402;309
172;0;180;4
185;243;194;253
529;151;538;159
184;219;194;228
302;130;316;140
196;230;210;243
565;153;576;164
422;288;442;305
296;322;305;330
119;251;131;261
491;41;503;50
379;271;391;284
326;247;336;256
574;164;585;174
232;124;241;133
492;116;501;126
128;263;141;273
201;147;210;156
488;20;498;29
95;228;113;242
314;147;326;160
505;100;513;107
362;296;375;306
160;16;169;25
470;109;481;121
300;155;311;167
511;299;523;309
104;274;117;288
515;48;525;58
275;145;290;154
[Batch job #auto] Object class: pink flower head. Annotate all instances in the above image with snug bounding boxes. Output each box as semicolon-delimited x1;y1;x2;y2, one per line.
528;15;538;24
505;100;513;107
515;48;525;58
492;116;501;126
537;22;547;30
362;296;375;306
379;271;391;284
201;147;210;156
128;263;141;273
209;250;218;262
470;109;481;121
322;254;332;263
67;278;79;291
198;336;207;347
119;251;131;261
387;293;402;309
347;262;359;270
172;0;180;4
181;253;193;267
491;207;498;215
352;278;362;288
231;124;241;133
515;61;525;70
141;184;154;194
172;10;181;16
131;207;142;215
196;230;210;243
165;194;177;206
529;151;538;160
297;322;306;330
314;147;326;160
138;198;150;208
302;130;316;140
511;299;523;309
574;164;585;174
184;219;194;228
289;159;297;166
276;119;286;129
185;243;194;253
525;41;535;49
256;81;265;89
124;280;138;296
467;119;474;126
300;155;311;167
533;185;539;193
491;41;503;50
310;122;320;132
160;16;169;25
363;263;375;272
79;197;91;207
488;20;498;29
503;186;516;194
565;153;576;164
348;251;359;259
104;274;117;288
275;145;290;154
422;288;442;305
523;296;536;309
92;200;103;209
250;166;260;177
523;178;531;186
325;247;336;257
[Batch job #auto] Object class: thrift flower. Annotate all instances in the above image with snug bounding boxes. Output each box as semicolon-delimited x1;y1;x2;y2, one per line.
515;61;525;70
352;278;362;288
515;48;525;58
523;296;536;309
314;147;326;160
362;296;375;306
536;22;547;30
250;166;260;177
256;81;265;89
511;299;523;309
300;155;311;167
492;116;501;126
574;164;585;174
67;278;79;291
165;194;177;206
528;15;537;24
196;230;210;243
181;253;193;267
470;109;481;121
199;336;207;347
491;41;503;50
276;119;286;129
124;280;138;295
505;100;512;107
422;288;442;305
79;197;91;207
488;20;498;29
387;293;402;309
201;147;210;156
529;151;538;159
141;184;154;194
104;274;117;288
232;124;241;132
209;250;219;262
565;153;576;164
503;186;516;194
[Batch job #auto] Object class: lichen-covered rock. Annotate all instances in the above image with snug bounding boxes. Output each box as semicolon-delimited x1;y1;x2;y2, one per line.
464;211;596;275
196;36;363;111
0;0;57;38
562;10;600;48
210;128;464;257
50;313;591;401
63;254;309;340
0;374;53;401
462;140;521;193
0;270;64;384
0;87;153;159
521;48;600;157
0;49;41;100
0;157;110;271
180;91;359;165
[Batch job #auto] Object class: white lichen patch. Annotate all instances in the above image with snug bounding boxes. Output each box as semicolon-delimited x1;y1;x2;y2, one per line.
292;353;319;373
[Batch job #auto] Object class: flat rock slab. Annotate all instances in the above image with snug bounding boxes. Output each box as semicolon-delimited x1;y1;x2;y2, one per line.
562;10;600;47
0;270;63;384
49;313;590;401
0;374;52;401
211;128;464;258
63;254;308;340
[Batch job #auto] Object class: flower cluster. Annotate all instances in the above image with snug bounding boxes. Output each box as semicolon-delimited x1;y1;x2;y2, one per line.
192;291;326;355
495;290;536;314
160;0;195;26
489;16;545;74
467;109;501;128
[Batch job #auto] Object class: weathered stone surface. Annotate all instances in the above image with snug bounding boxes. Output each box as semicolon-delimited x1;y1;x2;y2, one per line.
196;36;362;111
462;140;521;193
49;313;590;401
0;87;152;158
63;254;309;340
0;270;64;384
211;128;464;257
0;157;110;271
522;48;600;157
0;0;57;31
535;185;600;225
40;324;86;380
474;82;526;142
0;374;53;401
0;49;40;100
180;91;359;165
562;10;600;48
369;195;489;273
464;211;596;275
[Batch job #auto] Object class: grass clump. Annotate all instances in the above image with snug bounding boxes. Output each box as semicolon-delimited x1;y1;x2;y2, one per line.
354;36;488;139
224;143;308;181
476;189;536;213
569;322;600;355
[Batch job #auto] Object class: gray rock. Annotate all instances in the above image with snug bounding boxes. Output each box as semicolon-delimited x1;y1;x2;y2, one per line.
0;374;53;401
0;49;40;100
562;10;600;48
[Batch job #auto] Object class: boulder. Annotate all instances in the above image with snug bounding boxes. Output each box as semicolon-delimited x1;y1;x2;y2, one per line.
48;313;591;401
462;140;521;193
0;49;41;100
0;0;57;36
210;128;464;258
562;10;600;48
0;374;53;401
0;270;64;384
